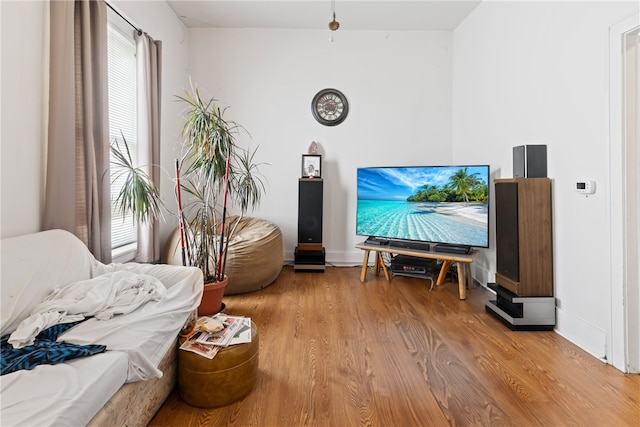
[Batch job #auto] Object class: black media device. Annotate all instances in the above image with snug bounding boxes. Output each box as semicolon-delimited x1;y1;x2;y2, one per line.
365;236;389;245
294;248;325;268
433;243;472;255
388;239;430;252
390;255;439;275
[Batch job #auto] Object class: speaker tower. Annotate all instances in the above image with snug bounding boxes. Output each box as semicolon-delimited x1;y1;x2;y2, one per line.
295;178;325;271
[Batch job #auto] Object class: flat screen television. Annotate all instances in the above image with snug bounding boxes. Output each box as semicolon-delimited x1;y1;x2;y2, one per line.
356;165;490;251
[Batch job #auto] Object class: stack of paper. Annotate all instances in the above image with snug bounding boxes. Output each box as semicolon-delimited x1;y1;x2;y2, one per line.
179;314;252;359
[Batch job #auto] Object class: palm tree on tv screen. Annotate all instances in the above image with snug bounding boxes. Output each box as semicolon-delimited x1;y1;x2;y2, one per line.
448;168;480;203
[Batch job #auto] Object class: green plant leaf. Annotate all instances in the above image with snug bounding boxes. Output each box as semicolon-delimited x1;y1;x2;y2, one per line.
110;135;163;224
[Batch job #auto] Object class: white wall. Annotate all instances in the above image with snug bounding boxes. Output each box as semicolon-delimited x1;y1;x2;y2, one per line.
186;28;454;264
1;1;47;238
452;0;639;361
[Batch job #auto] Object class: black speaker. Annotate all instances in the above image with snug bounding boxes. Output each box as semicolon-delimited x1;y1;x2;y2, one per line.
298;178;323;248
495;182;520;282
513;145;547;178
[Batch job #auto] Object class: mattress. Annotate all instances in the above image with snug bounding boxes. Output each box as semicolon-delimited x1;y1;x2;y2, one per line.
0;351;128;426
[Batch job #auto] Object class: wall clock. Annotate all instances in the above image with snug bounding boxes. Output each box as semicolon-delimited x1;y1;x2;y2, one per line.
311;88;349;126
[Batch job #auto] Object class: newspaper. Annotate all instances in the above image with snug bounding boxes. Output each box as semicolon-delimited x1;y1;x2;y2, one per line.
179;330;221;359
229;317;252;345
194;314;244;347
179;314;251;359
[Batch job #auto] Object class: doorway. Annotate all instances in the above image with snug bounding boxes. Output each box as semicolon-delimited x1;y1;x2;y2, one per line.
610;14;640;374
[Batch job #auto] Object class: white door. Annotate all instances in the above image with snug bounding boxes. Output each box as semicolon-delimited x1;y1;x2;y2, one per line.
610;14;640;374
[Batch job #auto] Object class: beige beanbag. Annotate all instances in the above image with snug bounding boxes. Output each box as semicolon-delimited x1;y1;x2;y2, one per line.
164;216;284;295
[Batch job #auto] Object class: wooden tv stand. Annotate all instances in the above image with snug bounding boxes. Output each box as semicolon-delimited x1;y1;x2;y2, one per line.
354;242;475;300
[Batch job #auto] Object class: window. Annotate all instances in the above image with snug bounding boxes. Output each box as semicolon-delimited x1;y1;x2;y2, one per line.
107;13;137;259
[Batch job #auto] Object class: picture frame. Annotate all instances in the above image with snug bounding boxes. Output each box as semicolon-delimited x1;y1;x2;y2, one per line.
302;154;322;178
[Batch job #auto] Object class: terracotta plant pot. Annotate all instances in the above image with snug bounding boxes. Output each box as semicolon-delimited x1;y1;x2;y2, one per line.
198;276;229;316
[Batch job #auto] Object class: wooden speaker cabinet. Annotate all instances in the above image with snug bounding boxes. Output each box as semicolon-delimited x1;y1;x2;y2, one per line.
494;178;553;297
487;177;554;330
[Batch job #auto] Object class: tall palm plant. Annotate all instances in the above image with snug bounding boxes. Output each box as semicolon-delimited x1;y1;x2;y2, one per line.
176;87;266;284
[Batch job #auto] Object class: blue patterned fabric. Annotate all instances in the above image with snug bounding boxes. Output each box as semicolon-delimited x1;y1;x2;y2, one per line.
1;319;107;375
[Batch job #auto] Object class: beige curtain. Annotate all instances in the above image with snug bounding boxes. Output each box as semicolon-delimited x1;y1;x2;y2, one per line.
45;0;111;263
135;33;162;263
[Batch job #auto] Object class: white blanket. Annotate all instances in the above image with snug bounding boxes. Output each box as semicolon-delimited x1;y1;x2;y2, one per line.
8;271;166;349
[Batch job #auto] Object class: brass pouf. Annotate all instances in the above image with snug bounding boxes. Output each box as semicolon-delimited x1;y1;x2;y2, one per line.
178;321;259;408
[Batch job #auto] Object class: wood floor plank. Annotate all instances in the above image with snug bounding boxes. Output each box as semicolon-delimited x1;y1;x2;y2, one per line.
149;266;639;427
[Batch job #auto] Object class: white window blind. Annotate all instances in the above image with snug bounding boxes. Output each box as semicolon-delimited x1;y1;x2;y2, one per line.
107;18;137;250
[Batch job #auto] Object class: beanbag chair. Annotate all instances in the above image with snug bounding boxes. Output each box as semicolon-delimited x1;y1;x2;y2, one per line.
164;216;284;294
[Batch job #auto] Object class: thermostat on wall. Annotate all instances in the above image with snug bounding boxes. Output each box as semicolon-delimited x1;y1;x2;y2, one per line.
576;180;595;194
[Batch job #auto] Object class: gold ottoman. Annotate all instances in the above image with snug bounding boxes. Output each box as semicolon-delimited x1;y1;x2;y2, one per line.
178;321;259;408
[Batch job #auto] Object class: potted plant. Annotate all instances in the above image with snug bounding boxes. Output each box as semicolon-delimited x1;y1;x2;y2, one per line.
110;134;163;225
176;86;266;315
109;87;266;316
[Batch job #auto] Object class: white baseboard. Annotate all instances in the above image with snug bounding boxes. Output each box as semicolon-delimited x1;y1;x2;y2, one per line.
470;263;490;287
555;308;607;362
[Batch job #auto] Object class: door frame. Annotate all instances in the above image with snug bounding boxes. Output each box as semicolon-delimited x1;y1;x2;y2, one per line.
609;13;640;373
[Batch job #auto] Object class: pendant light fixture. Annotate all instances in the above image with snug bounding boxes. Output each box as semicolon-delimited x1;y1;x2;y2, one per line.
328;0;339;32
328;0;339;42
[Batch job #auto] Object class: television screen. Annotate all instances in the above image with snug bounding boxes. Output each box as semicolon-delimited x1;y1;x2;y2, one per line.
356;165;490;248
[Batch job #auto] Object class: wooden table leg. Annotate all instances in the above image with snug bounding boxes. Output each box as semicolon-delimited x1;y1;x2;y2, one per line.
360;250;371;282
436;260;451;286
465;263;473;289
456;262;467;300
379;253;390;281
372;252;391;281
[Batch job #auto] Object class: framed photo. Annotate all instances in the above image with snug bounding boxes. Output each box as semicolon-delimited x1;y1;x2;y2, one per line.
302;154;322;178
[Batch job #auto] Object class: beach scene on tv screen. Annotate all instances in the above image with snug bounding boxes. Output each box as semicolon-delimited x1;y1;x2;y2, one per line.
357;166;489;247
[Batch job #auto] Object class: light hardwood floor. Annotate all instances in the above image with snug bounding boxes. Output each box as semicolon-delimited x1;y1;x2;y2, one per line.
150;266;639;426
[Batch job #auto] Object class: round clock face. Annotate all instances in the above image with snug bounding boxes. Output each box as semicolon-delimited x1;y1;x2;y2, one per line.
312;89;349;126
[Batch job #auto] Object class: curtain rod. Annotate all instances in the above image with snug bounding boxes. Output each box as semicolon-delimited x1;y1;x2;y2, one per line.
106;2;142;36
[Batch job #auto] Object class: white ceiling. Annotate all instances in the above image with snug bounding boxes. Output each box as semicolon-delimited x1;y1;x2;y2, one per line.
166;0;482;31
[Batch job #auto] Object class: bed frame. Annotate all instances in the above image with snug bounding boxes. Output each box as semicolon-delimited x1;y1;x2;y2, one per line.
87;337;177;427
